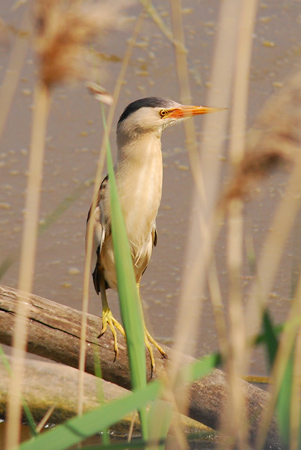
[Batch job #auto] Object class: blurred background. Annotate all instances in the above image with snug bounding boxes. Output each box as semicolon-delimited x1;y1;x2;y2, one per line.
0;0;300;376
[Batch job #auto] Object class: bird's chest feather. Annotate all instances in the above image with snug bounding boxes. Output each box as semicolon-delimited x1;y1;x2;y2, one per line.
116;137;163;247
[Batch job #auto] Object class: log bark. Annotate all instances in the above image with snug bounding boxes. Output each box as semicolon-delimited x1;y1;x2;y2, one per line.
0;285;282;448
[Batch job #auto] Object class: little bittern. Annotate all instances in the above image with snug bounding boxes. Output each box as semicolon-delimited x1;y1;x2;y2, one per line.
87;97;221;370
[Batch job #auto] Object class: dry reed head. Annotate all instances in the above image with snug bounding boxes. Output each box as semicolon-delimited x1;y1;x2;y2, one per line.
34;0;129;88
222;69;301;206
223;150;289;204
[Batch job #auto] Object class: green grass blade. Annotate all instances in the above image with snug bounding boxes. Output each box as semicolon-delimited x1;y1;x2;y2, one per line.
261;310;279;369
106;138;146;389
181;352;221;384
255;323;283;347
101;106;147;436
19;380;161;450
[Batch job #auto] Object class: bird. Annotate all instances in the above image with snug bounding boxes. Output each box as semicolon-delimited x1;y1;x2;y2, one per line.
87;96;222;370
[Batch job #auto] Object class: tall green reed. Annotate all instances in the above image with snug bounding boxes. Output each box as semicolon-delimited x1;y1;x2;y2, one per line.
101;105;148;439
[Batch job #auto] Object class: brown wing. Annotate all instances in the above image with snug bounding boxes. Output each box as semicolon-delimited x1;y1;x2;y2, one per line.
86;175;109;294
141;223;158;277
86;175;108;224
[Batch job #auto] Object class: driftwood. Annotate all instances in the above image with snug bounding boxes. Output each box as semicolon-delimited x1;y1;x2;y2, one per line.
0;356;128;426
0;285;282;448
0;356;209;439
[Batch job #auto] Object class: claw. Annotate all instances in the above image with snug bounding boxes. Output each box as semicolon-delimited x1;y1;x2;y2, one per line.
144;327;168;374
98;308;125;360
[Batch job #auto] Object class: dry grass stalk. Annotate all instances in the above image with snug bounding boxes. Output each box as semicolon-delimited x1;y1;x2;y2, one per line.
168;2;238;441
78;11;146;416
225;200;247;449
216;71;301;447
242;69;301;339
243;147;301;448
165;1;206;445
169;0;206;205
221;0;258;447
208;260;228;355
247;151;301;337
139;0;176;46
5;0;131;445
36;405;55;433
0;10;29;143
5;81;50;450
170;0;237;365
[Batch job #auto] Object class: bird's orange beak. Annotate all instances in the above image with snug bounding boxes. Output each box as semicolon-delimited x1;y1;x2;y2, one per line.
166;105;225;119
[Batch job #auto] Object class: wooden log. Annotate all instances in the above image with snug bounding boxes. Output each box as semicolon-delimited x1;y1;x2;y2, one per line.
0;356;210;441
0;285;282;448
0;356;128;425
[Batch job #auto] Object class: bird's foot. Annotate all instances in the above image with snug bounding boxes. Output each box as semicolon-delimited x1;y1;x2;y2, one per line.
98;309;125;361
144;327;168;374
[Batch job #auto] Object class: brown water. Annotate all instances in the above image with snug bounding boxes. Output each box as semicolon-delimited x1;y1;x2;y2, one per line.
1;0;301;381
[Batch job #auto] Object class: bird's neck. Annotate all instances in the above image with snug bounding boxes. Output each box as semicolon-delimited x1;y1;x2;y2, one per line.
114;131;163;246
116;131;163;202
116;130;162;166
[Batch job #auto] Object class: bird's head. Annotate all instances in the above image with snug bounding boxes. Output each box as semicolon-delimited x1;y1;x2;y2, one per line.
117;97;224;141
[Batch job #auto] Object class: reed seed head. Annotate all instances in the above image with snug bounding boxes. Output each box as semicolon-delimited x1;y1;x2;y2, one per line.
34;0;128;88
222;70;301;206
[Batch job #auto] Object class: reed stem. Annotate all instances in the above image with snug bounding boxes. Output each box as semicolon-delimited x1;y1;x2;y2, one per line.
5;81;50;450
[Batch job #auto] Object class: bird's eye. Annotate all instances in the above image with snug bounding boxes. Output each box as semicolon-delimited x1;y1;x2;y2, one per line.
160;109;168;118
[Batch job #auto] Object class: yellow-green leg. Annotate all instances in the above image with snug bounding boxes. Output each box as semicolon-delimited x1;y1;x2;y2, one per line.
137;283;168;372
99;281;125;360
